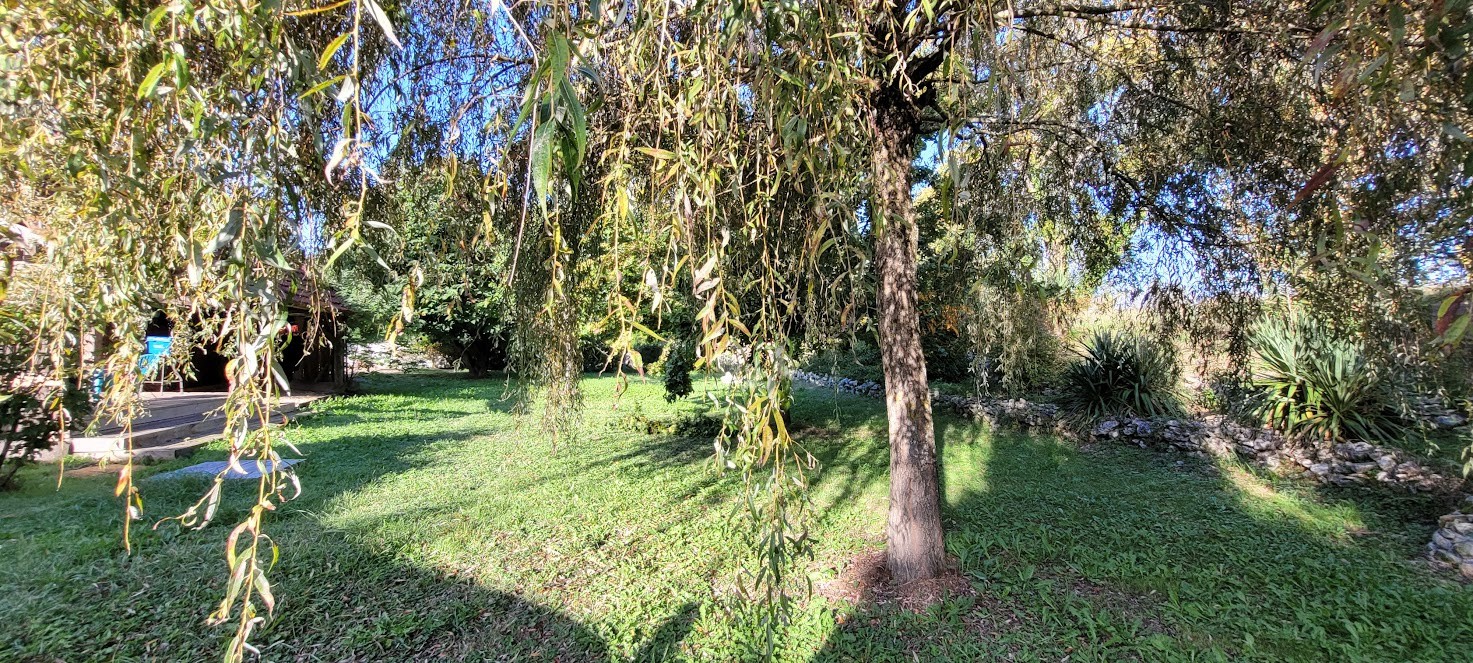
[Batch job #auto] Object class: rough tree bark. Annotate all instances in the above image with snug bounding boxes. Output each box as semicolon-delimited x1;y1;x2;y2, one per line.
869;93;947;584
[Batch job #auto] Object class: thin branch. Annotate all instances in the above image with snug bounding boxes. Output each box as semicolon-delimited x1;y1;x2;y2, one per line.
998;3;1155;20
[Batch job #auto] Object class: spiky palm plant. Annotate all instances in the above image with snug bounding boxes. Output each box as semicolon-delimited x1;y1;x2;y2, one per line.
1059;330;1182;420
1251;318;1407;445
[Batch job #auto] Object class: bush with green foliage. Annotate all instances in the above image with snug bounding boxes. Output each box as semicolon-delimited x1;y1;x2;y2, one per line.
922;333;974;383
662;339;696;402
1059;330;1181;420
1251;318;1409;446
0;307;85;489
0;393;61;490
335;162;513;377
616;401;722;438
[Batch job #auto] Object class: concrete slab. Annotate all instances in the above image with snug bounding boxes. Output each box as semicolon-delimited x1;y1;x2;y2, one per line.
68;390;332;460
149;458;303;481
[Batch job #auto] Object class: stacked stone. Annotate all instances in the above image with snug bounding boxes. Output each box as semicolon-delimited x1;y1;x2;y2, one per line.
792;370;1462;494
1429;498;1473;580
1089;416;1458;493
790;370;885;398
346;342;447;371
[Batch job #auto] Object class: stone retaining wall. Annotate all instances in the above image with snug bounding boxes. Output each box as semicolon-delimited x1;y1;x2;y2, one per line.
1429;499;1473;580
791;369;1472;579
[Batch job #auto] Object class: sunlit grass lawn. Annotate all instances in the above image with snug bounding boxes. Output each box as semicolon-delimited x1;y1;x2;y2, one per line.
2;371;1471;661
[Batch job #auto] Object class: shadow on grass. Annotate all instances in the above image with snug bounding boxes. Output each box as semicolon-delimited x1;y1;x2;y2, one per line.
532;384;896;516
807;406;1473;662
256;544;699;661
0;376;700;662
8;376;1470;661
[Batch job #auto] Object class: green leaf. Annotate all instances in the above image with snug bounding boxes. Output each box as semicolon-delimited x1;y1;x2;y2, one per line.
137;60;168;99
205;208;244;254
530;121;556;209
511;66;545;133
1438;293;1461;319
363;0;402;49
359;240;391;271
170;45;190;89
299;74;347;99
548;33;571;78
1442;312;1471;345
630;319;667;342
144;5;170;32
325;234;356;269
558;74;587;164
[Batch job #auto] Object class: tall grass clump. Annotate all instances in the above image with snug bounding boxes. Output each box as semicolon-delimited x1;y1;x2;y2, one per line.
1059;330;1181;419
1251;317;1408;445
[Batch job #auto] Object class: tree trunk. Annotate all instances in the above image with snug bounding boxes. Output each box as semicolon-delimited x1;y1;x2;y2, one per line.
869;99;946;584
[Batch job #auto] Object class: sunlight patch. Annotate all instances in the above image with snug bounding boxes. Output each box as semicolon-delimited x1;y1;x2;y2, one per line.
1221;465;1364;537
149;459;302;481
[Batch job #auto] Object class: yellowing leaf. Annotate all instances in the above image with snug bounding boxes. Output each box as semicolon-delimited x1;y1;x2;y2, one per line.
318;33;350;71
636;147;675;160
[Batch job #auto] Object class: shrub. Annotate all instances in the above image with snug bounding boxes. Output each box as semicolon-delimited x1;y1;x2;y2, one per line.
616;403;722;438
922;334;973;383
1196;371;1260;423
1250;318;1408;445
1059;330;1181;419
662;338;696;402
974;335;1063;397
0;393;63;490
974;313;1065;396
0;305;86;489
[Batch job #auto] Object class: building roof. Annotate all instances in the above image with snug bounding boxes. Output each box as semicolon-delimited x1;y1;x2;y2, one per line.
280;274;350;314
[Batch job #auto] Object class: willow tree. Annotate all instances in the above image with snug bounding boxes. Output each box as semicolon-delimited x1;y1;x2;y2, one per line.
374;0;1469;598
1;1;403;656
545;0;1311;584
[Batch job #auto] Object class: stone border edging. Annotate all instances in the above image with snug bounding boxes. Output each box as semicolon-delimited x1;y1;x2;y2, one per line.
790;369;1473;580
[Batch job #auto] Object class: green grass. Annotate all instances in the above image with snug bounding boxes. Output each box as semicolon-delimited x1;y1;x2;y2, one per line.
2;372;1471;661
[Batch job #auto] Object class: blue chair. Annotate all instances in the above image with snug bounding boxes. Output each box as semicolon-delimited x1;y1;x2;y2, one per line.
140;336;183;392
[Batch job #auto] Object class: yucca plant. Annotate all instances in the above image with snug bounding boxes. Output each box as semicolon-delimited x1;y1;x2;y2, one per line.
1059;330;1182;420
1251;318;1407;445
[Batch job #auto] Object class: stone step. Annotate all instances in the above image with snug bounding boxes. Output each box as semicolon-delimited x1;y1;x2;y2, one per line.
69;398;317;460
71;412;293;461
90;395;232;436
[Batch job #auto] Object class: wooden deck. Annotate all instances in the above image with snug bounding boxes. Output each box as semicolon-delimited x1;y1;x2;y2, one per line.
67;389;332;460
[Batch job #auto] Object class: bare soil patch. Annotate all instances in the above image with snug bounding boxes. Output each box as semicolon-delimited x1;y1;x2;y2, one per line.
816;547;974;611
